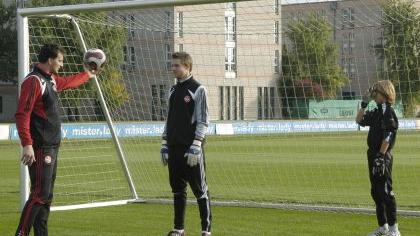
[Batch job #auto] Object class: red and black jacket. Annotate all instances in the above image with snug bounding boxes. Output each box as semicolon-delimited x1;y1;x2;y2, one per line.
15;65;91;148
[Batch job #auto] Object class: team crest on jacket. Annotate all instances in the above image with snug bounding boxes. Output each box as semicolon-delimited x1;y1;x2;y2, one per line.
44;156;52;164
184;95;191;103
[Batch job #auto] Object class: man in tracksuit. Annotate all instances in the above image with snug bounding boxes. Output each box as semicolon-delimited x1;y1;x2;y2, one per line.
356;80;401;236
160;52;212;236
15;44;99;236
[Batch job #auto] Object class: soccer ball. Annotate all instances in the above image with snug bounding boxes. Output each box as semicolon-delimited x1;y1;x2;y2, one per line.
84;48;106;71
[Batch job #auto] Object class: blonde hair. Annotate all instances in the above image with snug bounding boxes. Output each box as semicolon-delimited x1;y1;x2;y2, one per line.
172;52;193;72
374;80;396;104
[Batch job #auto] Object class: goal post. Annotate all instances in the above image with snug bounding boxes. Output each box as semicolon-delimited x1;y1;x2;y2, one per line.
17;13;30;211
18;12;139;211
16;0;252;212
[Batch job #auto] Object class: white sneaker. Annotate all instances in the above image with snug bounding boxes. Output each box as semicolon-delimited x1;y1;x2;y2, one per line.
368;226;389;236
387;230;401;236
388;223;401;236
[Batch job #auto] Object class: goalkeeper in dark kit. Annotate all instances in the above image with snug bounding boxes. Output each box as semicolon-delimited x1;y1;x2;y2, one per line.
356;80;401;236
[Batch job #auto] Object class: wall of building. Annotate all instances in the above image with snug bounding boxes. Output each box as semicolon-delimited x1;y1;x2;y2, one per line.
0;85;17;123
282;0;385;98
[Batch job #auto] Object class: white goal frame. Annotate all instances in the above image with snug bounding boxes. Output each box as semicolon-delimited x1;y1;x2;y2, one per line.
16;0;251;212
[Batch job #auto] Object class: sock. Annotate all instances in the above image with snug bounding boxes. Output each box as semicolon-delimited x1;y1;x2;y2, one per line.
173;229;184;233
202;231;211;235
389;223;399;232
173;191;187;230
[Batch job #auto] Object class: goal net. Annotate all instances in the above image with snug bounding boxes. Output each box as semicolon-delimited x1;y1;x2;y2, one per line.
18;0;420;215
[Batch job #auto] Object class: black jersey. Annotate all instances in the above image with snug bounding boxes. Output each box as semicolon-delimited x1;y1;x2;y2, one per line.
15;65;90;148
358;102;399;152
163;75;209;146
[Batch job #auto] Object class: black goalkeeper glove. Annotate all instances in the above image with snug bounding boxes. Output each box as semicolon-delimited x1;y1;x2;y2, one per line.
372;153;386;177
361;87;373;109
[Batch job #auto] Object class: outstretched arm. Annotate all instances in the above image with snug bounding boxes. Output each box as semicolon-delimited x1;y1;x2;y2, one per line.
53;71;91;92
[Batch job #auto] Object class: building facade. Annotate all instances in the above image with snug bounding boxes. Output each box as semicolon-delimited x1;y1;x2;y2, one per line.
282;0;392;99
117;1;282;121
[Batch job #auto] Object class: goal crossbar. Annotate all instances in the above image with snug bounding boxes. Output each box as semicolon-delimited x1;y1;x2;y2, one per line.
17;0;253;17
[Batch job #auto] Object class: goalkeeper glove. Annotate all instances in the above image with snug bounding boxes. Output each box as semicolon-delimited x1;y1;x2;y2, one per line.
361;88;372;109
160;140;169;166
185;139;202;167
372;153;386;177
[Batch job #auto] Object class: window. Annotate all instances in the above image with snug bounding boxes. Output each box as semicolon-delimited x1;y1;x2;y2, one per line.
177;12;183;38
342;32;355;54
258;87;263;119
130;15;135;38
258;87;275;119
226;2;236;11
379;30;384;46
225;16;236;41
274;0;279;15
274;21;280;44
165;44;172;70
342;57;356;79
315;9;326;18
349;58;356;79
152;84;167;120
270;87;275;119
123;46;128;64
274;50;280;74
130;47;136;68
0;96;2;114
151;85;158;120
264;87;269;119
347;58;355;71
342;91;356;100
342;8;355;29
227;86;231;120
122;46;136;70
225;47;237;73
159;84;166;120
239;87;244;120
233;86;238;120
219;86;243;120
165;11;171;38
342;57;348;74
178;44;183;52
219;86;224;120
348;32;355;54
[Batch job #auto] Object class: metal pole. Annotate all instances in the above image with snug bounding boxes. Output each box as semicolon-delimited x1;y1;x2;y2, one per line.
17;13;30;211
17;0;252;16
69;16;139;200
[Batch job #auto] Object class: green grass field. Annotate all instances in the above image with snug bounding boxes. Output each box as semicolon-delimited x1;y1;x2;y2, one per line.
1;131;420;235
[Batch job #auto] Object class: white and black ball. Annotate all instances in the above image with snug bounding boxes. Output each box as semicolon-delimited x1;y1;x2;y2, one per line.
84;48;106;71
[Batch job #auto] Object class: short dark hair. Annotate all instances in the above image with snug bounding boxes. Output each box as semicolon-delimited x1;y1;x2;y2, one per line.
172;52;193;72
38;44;65;63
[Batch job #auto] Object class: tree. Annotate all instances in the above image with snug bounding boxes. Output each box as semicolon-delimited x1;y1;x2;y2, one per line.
281;14;348;99
0;2;17;84
28;0;130;121
374;0;420;117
